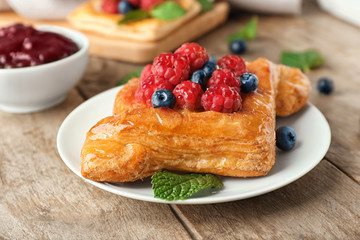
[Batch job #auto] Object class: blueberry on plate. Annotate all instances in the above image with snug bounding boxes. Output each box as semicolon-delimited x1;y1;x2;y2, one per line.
276;126;296;151
151;89;176;109
201;61;216;78
317;77;334;95
191;69;207;90
229;39;247;54
118;0;132;14
240;72;259;93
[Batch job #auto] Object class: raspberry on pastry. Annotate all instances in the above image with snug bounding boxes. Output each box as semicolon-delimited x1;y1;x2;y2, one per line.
152;53;190;86
173;80;203;111
140;0;164;10
101;0;120;14
217;55;247;77
140;64;153;81
175;42;209;73
201;84;242;113
206;69;240;90
127;0;140;7
135;74;174;106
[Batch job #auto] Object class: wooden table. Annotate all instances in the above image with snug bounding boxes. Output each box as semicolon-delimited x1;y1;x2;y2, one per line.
1;1;359;239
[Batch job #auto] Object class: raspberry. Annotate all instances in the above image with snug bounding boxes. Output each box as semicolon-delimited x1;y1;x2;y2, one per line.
173;81;204;111
140;64;152;81
201;85;242;113
127;0;140;7
140;0;164;10
101;0;120;14
175;43;209;73
135;74;174;106
217;55;247;77
152;53;190;86
207;69;240;90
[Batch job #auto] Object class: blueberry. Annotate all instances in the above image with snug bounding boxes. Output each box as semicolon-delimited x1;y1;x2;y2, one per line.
230;39;247;54
191;70;207;90
201;61;216;78
276;126;296;151
118;0;132;14
240;73;259;93
317;77;334;95
151;89;176;109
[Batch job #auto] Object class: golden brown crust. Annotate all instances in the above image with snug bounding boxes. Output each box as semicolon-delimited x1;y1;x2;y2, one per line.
275;64;311;117
81;58;278;182
67;0;202;42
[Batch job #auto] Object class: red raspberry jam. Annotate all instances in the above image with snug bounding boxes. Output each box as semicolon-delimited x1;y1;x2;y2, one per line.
0;24;79;69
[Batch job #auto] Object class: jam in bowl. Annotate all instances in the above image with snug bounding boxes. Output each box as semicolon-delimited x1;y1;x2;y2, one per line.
0;23;79;69
0;24;89;113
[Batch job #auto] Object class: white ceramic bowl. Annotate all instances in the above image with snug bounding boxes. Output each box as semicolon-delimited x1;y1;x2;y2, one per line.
6;0;87;20
0;25;89;113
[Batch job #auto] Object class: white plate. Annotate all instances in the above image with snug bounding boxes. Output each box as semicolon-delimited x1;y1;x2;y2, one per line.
57;86;331;204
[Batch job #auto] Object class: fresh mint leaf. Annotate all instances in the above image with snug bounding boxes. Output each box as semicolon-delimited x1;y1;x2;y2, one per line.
227;16;258;43
304;50;325;69
118;10;149;24
197;0;213;12
151;2;186;21
117;68;142;86
281;50;325;72
151;171;223;201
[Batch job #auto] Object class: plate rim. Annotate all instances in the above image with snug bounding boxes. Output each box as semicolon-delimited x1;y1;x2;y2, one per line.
57;86;331;204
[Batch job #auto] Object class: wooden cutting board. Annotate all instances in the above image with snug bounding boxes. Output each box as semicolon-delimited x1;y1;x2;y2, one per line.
0;2;229;63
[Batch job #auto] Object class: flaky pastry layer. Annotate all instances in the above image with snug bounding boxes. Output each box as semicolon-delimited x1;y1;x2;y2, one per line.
67;0;202;42
81;58;307;182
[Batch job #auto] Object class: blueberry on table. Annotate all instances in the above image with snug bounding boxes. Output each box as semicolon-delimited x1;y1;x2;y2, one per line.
276;126;296;151
191;69;207;90
118;0;132;14
317;77;334;95
201;61;216;78
229;39;247;54
240;72;259;93
151;89;176;109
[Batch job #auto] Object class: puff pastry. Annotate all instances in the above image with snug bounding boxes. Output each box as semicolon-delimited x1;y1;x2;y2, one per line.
81;58;310;182
67;0;202;42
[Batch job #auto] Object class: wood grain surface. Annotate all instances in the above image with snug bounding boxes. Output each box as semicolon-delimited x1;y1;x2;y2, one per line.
1;0;360;239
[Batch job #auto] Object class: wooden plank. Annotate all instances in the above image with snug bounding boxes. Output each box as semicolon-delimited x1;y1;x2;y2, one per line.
172;160;360;239
0;89;191;239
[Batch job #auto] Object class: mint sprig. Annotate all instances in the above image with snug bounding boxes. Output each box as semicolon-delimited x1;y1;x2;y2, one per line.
118;10;149;24
196;0;213;12
151;2;186;21
227;16;258;43
151;171;223;201
117;68;142;86
281;50;325;72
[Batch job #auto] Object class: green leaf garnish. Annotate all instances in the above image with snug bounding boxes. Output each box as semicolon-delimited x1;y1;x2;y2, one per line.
117;68;142;86
151;171;223;201
280;50;325;72
151;2;186;21
227;16;258;43
118;10;149;24
196;0;213;12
